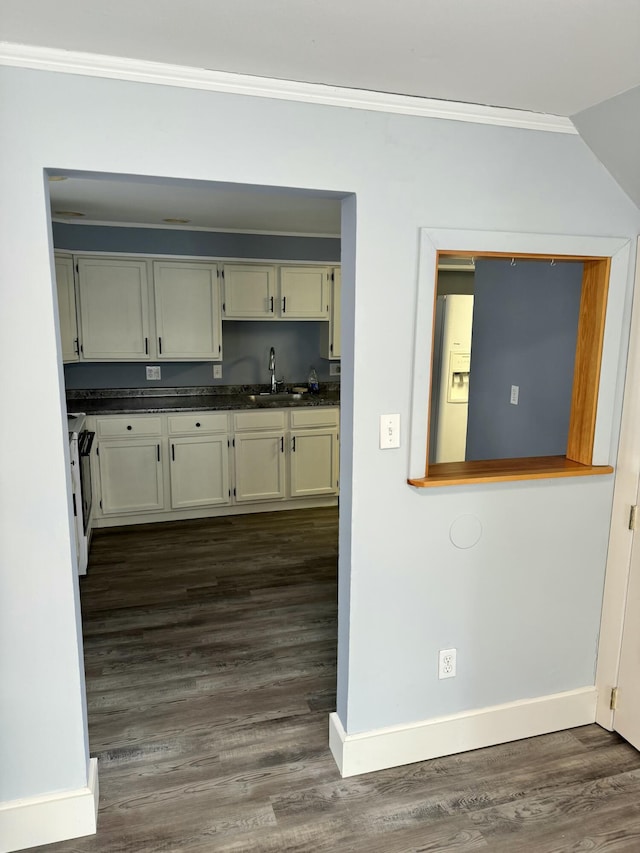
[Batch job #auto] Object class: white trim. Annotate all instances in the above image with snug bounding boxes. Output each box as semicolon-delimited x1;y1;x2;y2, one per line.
408;228;632;481
596;238;640;730
0;758;98;853
329;687;597;777
0;42;576;134
51;218;341;239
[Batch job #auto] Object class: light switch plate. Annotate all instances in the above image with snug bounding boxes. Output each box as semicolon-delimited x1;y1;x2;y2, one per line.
213;364;223;379
329;363;341;376
146;366;161;381
510;385;519;405
380;414;400;449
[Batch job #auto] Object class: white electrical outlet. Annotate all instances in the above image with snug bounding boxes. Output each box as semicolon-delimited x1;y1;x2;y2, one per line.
438;648;457;679
213;364;222;379
510;385;519;405
329;363;341;376
379;414;400;449
146;366;161;381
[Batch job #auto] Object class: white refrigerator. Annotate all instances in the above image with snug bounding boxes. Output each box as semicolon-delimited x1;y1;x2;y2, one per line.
429;294;474;464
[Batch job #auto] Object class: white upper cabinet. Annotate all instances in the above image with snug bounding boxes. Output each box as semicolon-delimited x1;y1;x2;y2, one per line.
320;267;341;359
223;263;331;320
77;257;150;360
54;253;79;363
279;266;329;319
153;261;222;360
222;264;276;318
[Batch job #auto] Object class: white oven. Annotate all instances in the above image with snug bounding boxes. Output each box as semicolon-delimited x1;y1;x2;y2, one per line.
68;413;94;575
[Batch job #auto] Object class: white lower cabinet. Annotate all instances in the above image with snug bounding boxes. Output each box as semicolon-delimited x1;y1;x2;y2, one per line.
99;438;164;514
290;429;339;497
234;432;287;502
170;435;230;509
91;407;339;525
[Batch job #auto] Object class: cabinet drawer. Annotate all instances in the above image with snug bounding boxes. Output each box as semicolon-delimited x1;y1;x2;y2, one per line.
168;413;228;435
290;408;339;429
233;410;286;431
97;416;163;438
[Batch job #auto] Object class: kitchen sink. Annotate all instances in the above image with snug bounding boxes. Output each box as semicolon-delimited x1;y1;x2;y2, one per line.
248;392;303;407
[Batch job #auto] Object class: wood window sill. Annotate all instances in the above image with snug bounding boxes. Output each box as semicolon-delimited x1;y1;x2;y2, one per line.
408;455;614;488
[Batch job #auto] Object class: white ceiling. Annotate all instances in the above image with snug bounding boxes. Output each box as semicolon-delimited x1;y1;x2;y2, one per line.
4;0;640;117
49;173;344;236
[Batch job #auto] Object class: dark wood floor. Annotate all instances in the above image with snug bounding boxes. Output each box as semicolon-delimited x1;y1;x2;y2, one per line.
36;507;640;853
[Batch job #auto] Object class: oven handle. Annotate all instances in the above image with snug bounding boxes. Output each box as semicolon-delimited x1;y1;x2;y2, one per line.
79;430;95;456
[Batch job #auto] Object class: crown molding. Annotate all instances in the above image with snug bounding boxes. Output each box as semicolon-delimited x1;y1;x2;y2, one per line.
0;42;577;134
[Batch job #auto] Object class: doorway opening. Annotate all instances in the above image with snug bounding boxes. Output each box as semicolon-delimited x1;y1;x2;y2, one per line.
48;169;355;826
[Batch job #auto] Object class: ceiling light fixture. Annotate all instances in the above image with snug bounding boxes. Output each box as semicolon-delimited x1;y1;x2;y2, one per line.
54;210;86;217
163;217;191;224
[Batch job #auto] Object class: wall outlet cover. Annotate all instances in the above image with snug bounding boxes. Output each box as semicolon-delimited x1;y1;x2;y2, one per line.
213;364;223;379
438;648;457;679
330;363;341;376
146;366;161;381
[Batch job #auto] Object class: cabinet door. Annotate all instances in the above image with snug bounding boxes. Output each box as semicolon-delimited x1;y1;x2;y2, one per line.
234;432;286;502
330;268;341;358
98;439;164;514
55;254;79;363
169;436;230;509
289;430;338;497
320;268;341;359
223;265;276;319
279;266;329;319
153;262;222;360
77;258;150;360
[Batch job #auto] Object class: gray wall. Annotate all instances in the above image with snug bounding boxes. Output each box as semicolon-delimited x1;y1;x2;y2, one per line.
466;259;583;460
2;64;639;809
437;269;474;296
53;222;341;261
56;223;340;389
573;85;640;210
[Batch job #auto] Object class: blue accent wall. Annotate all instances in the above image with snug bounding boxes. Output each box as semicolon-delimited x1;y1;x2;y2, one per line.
53;223;341;262
465;259;583;460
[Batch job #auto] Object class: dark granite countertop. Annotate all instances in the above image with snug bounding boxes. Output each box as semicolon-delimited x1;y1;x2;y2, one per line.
67;385;340;416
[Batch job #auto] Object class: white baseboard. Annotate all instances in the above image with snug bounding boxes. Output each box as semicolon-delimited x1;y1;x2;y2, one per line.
329;687;597;777
0;758;99;853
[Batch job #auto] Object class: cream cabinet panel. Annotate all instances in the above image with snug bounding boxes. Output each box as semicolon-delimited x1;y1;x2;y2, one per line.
234;432;286;502
168;413;228;435
97;416;162;438
222;265;276;318
289;430;339;497
169;436;230;509
54;254;79;363
98;439;164;514
153;262;222;360
321;268;341;359
279;266;329;319
78;258;150;360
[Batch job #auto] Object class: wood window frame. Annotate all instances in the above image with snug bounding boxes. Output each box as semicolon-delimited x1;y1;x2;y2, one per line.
407;230;633;489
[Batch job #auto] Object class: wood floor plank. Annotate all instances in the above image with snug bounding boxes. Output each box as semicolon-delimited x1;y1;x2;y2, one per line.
33;507;640;853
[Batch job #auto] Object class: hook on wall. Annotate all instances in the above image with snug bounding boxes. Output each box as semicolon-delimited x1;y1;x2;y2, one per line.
550;259;556;267
510;258;516;267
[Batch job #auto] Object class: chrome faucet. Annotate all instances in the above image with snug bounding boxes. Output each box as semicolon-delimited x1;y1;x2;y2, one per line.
269;347;277;393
